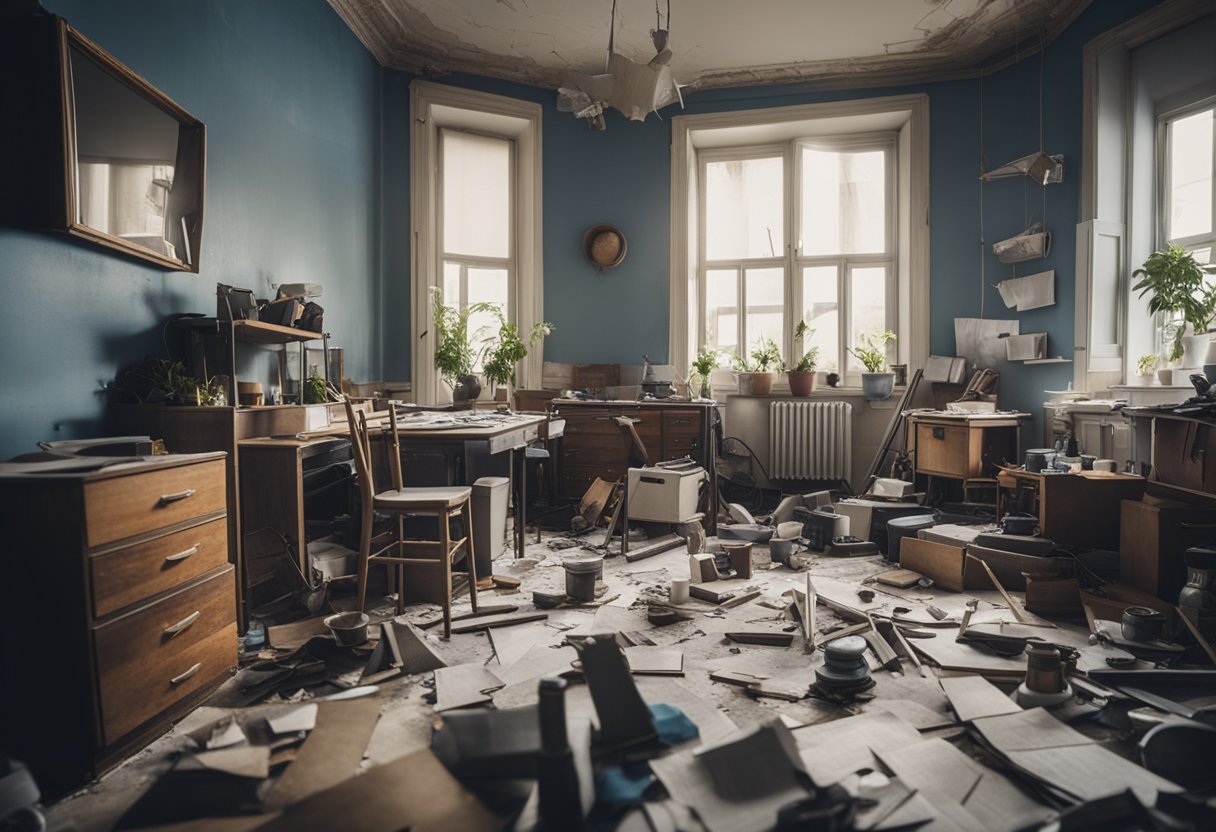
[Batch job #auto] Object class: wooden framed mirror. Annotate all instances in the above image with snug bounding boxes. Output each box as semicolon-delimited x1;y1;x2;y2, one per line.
1;15;206;271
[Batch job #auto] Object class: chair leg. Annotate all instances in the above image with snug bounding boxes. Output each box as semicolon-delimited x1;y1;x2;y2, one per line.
464;501;479;613
395;516;406;614
356;505;374;613
440;508;453;639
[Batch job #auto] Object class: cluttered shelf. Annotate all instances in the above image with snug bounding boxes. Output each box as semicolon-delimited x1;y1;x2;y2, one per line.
173;317;326;345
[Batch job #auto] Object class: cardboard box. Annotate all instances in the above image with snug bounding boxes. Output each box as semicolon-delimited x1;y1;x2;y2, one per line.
1024;574;1082;617
900;538;986;592
628;465;705;523
918;523;994;547
965;544;1071;591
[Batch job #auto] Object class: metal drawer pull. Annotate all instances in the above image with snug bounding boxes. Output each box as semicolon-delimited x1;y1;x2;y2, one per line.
159;489;196;505
169;663;203;685
164;545;200;563
164;610;201;636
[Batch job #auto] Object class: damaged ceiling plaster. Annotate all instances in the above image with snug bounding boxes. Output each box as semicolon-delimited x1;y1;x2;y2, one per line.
327;0;1092;92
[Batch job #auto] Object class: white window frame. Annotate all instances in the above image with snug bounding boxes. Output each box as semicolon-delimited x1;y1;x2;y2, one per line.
670;94;929;387
410;81;542;404
1157;96;1216;253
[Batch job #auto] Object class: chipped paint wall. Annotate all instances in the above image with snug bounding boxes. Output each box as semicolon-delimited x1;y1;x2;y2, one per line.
380;0;1158;439
0;0;381;459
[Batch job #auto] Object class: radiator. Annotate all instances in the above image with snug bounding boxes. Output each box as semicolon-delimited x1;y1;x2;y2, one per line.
768;400;852;480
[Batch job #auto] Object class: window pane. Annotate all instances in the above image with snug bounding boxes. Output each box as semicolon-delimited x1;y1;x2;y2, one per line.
848;266;889;374
443;262;461;304
802;147;886;256
745;267;784;356
1169;109;1214;241
706;268;738;354
705;157;784;260
443;130;511;258
801;265;839;373
467;267;508;361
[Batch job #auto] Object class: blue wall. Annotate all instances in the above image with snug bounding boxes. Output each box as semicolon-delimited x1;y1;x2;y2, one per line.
0;0;380;459
382;0;1159;437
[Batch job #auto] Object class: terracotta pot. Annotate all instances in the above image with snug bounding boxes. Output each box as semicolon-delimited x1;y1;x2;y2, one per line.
750;372;775;396
788;371;817;396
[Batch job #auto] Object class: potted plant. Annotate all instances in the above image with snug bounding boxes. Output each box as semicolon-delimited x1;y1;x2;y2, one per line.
1136;354;1159;386
481;309;554;401
788;321;820;396
848;330;897;401
1132;245;1216;369
431;287;495;403
748;336;783;396
689;348;721;399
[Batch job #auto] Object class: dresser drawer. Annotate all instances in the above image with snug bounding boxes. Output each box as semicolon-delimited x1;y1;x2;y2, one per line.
84;460;227;548
662;410;701;436
915;423;971;479
90;515;229;618
94;567;235;744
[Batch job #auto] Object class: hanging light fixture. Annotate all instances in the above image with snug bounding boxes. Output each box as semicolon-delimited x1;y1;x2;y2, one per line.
556;0;691;131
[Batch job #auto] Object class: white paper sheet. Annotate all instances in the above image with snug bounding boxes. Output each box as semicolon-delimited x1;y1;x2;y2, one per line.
954;318;1019;370
996;270;1055;311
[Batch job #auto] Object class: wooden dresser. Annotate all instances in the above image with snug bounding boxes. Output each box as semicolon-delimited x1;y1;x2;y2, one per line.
0;452;236;795
547;399;718;529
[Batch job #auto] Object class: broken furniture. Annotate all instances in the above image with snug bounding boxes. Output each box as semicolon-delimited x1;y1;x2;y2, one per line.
547;399;718;532
0;452;237;796
345;400;479;637
906;410;1028;483
996;468;1146;550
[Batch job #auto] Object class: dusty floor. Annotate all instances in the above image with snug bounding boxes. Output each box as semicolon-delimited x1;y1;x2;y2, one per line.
44;528;1137;831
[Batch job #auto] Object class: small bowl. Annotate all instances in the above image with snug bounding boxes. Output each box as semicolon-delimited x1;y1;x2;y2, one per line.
324;612;370;646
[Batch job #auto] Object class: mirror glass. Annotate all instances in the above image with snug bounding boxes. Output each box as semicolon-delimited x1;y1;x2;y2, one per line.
69;42;199;266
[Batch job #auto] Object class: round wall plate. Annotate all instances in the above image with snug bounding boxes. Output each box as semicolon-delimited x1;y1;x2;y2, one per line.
582;224;627;269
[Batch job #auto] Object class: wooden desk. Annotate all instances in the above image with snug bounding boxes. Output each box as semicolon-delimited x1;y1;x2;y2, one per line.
0;453;236;795
906;411;1030;480
996;469;1146;549
547;399;718;532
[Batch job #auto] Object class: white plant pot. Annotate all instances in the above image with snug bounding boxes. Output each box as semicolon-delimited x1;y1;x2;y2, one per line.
1135;373;1155;386
1181;333;1211;369
736;372;754;395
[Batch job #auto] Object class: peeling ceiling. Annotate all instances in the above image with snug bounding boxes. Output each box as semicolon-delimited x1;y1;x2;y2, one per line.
328;0;1091;91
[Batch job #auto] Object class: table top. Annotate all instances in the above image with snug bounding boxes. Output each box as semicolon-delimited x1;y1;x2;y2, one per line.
907;409;1032;424
0;451;227;482
306;411;548;442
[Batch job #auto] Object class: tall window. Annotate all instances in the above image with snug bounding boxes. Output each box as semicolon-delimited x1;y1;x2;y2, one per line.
441;129;513;368
1162;103;1216;264
697;135;896;380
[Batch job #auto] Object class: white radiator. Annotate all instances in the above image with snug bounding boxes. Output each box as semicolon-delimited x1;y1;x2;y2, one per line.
768;400;852;480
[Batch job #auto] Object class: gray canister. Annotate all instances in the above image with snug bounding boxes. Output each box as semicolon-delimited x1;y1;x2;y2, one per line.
886;514;936;562
563;556;604;602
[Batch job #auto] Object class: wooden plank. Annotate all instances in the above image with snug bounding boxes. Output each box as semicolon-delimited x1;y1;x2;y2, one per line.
624;534;683;563
417;605;518;630
725;632;794;647
965;554;1032;625
449;611;549;634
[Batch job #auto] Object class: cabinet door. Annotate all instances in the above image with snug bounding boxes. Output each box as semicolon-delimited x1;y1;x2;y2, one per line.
1108;422;1133;467
1074;415;1104;458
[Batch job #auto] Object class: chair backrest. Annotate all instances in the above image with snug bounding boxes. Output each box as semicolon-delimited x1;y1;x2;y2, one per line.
343;400;405;503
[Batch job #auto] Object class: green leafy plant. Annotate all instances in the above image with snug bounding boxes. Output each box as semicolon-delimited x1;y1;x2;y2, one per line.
304;370;327;404
431;287;497;387
481;310;554;389
1136;354;1159;376
790;321;820;373
147;358;222;405
691;348;721;380
848;330;897;373
749;336;784;372
1132;245;1216;363
730;349;753;373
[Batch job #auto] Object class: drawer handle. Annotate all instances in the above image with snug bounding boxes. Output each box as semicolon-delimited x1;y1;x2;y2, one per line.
164;610;201;637
159;489;196;505
164;545;200;563
169;662;203;686
932;427;945;440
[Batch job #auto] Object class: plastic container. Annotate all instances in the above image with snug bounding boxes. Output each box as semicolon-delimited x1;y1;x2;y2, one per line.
886;514;936;562
324;612;370;646
471;476;510;576
563;556;603;601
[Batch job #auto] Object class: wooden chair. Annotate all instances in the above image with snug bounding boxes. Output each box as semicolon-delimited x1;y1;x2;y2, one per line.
345;400;478;638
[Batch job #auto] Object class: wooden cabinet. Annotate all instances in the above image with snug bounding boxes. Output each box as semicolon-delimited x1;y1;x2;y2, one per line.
1120;498;1216;600
0;453;235;796
996;469;1146;550
548;400;718;529
1073;412;1136;465
908;413;1026;481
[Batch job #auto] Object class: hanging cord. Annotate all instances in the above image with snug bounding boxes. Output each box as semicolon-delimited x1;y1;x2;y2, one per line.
606;0;616;71
978;70;986;319
1039;28;1048;232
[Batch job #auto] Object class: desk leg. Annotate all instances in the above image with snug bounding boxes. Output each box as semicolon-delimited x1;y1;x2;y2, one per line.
510;447;526;558
621;476;629;556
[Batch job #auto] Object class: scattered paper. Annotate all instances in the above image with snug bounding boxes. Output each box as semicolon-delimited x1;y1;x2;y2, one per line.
939;676;1022;723
996;270;1054;311
434;663;506;712
267;704;318;736
954;318;1019;370
791;711;921;786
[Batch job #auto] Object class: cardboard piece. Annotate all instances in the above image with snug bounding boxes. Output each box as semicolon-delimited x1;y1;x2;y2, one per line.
899;538;984;592
263;698;382;810
874;569;922;589
450;611;548;634
363;619;447;683
267;616;330;651
690;553;718;582
623;646;684;676
1024;575;1082;617
266;704;318;736
966;544;1070;592
433;664;506;712
939;675;1022;723
791;711;922;786
650;722;811;832
253;749;499;832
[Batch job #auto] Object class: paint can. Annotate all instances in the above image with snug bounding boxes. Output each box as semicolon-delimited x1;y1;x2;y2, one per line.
563;556;603;602
670;578;690;604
